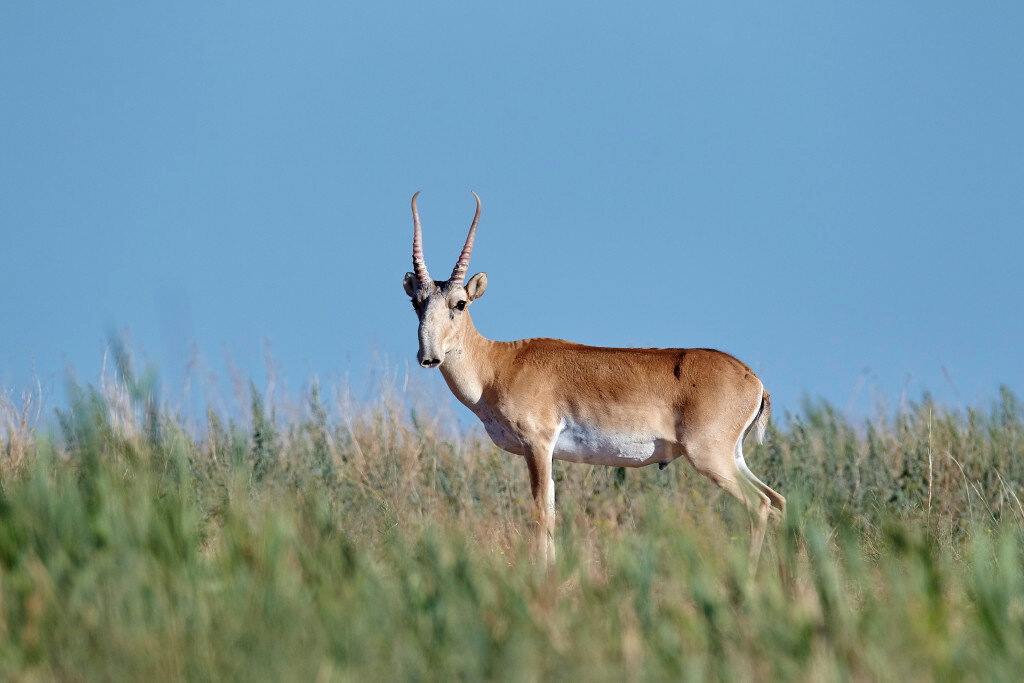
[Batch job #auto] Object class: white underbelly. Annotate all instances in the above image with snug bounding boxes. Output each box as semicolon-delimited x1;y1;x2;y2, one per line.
553;419;670;467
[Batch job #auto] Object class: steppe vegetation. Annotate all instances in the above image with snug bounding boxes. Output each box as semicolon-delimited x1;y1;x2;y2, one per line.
2;347;1024;680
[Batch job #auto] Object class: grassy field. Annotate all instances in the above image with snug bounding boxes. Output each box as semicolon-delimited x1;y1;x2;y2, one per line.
2;352;1024;681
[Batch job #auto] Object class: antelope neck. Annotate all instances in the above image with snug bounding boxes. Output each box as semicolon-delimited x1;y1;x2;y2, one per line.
437;313;500;410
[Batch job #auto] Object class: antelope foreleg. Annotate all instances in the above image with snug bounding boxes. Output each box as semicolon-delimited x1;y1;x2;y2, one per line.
525;447;556;564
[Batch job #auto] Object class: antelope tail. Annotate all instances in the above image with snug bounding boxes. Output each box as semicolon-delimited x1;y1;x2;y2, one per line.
753;389;772;444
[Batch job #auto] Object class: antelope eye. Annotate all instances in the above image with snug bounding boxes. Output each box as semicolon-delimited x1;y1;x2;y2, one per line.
455;300;466;311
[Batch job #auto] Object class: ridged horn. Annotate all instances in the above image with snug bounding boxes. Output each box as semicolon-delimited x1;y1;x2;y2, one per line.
411;191;431;284
450;191;481;285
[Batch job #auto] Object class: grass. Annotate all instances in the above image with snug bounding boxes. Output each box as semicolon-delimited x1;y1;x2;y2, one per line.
2;349;1024;681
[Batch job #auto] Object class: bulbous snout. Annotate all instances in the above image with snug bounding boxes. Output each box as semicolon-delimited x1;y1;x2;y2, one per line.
418;352;441;368
417;323;444;369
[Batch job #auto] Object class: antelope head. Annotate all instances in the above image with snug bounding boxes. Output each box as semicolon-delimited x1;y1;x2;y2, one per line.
403;191;488;368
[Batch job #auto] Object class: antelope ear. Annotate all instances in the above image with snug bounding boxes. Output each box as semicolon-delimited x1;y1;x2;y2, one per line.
403;272;416;297
465;272;487;301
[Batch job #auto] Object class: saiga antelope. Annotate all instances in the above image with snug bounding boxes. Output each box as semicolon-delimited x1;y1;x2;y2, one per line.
402;192;785;569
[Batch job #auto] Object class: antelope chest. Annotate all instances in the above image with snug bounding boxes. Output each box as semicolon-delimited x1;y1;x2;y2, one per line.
477;411;527;455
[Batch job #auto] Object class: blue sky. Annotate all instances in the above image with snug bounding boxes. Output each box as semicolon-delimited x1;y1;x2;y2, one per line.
2;2;1023;421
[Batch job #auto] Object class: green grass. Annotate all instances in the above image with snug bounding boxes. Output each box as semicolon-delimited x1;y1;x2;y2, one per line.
2;354;1024;681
